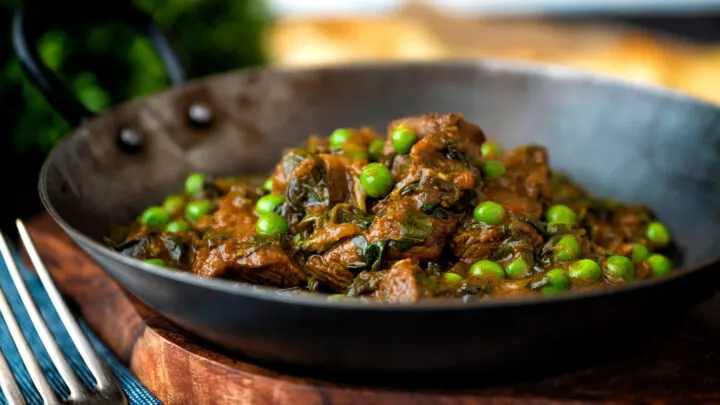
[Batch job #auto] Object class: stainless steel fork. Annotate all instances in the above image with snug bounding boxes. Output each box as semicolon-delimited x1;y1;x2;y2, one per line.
0;220;126;405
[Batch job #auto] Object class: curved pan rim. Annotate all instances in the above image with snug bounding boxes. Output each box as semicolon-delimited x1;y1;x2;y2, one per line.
39;58;720;311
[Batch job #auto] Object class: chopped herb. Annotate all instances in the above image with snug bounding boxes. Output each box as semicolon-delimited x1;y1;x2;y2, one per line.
162;235;186;262
445;141;468;163
286;156;328;208
249;233;289;249
421;201;449;219
347;236;388;273
346;270;388;296
522;215;546;234
385;210;435;252
114;238;145;255
399;210;434;243
307;277;320;292
329;203;373;229
491;244;514;261
398;180;421;195
387;239;416;252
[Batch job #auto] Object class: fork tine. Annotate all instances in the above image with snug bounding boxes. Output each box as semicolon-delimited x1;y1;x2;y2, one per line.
0;232;59;404
0;347;27;405
2;226;87;399
16;220;117;392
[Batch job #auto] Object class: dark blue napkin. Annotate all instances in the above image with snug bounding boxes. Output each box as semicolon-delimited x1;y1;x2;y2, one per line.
0;247;162;404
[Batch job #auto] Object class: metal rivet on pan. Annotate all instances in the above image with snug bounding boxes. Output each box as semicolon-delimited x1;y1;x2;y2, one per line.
117;128;143;152
188;103;213;128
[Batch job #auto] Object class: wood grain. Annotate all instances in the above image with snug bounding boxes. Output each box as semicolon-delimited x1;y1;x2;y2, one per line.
24;215;720;405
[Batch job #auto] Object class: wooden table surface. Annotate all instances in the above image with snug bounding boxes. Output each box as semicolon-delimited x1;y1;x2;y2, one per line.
24;215;720;405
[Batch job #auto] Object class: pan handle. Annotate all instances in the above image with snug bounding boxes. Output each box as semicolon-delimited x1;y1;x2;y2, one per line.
12;1;186;127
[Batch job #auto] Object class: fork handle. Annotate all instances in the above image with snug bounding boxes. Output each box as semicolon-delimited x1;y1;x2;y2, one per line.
12;0;186;127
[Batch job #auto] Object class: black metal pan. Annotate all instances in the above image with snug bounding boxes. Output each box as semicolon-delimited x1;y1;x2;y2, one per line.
13;2;720;382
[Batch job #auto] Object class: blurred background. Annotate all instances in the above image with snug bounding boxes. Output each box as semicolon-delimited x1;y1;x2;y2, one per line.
1;0;720;232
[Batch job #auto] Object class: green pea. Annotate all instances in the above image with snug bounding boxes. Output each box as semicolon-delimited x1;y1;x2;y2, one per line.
481;161;506;179
481;141;502;158
329;128;353;149
541;269;570;296
646;254;672;276
505;257;530;278
140;206;170;227
143;258;165;267
186;200;214;222
185;173;206;196
442;272;464;283
469;260;505;279
568;259;602;281
647;221;670;248
369;139;385;160
165;219;190;233
545;204;577;228
255;194;285;215
473;201;505;225
631;243;650;263
162;195;185;216
360;163;393;198
390;125;417;154
604;255;635;282
263;178;273;192
553;236;581;262
256;213;289;235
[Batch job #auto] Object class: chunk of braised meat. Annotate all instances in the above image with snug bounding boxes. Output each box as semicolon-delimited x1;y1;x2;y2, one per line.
346;270;388;297
115;231;196;269
374;259;425;303
304;240;357;292
191;224;307;287
271;126;379;203
484;145;551;219
296;203;371;252
303;205;457;293
452;212;545;279
451;215;505;261
300;223;357;254
383;113;485;182
269;148;310;196
212;184;261;229
585;205;654;255
372;259;481;303
277;153;368;232
188;183;307;287
383;112;486;160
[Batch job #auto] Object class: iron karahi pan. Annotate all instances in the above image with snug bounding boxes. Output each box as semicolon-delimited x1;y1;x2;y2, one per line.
14;3;720;381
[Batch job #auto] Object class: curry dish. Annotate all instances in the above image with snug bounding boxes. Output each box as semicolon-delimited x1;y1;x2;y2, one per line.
107;113;675;303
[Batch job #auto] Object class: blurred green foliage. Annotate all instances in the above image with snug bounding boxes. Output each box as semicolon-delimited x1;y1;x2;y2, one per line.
0;0;269;155
0;0;269;232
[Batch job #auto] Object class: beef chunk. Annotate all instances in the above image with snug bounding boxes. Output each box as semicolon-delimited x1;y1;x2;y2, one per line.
304;238;358;292
190;222;306;287
484;145;551;218
346;270;389;297
374;259;425;303
451;213;544;273
451;216;505;261
384;112;486;159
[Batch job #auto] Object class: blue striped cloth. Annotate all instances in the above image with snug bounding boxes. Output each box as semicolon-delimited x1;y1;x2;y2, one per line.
0;247;162;404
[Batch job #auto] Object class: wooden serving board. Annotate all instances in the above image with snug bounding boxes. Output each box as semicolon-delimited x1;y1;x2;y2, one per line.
23;214;720;405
